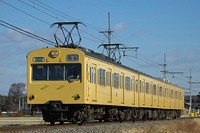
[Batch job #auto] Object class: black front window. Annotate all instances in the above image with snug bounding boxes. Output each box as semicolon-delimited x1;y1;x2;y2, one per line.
32;65;47;80
49;65;64;80
32;64;81;81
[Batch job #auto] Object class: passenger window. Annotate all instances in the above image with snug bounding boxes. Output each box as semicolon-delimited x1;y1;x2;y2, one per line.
146;82;149;94
153;84;157;95
136;80;138;92
125;77;131;90
90;67;96;84
159;87;162;96
113;73;119;88
98;69;105;86
106;71;111;86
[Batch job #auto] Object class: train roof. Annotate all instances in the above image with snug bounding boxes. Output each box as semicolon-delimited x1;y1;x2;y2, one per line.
76;46;182;89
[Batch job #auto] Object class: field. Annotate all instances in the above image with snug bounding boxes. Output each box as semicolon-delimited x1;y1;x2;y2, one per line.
0;117;200;132
141;118;200;133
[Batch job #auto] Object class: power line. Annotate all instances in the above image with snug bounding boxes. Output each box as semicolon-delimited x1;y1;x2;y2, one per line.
25;0;104;44
31;0;105;31
0;0;51;25
0;20;55;46
1;0;197;92
186;68;200;115
3;0;124;46
18;0;63;21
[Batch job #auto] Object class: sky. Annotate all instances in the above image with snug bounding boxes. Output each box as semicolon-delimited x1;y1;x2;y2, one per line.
0;0;200;95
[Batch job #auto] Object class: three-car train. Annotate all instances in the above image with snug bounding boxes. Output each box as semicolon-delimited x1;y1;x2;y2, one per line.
27;46;184;124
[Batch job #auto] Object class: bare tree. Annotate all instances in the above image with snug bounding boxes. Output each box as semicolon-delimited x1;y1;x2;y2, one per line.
6;82;26;112
0;95;6;114
197;92;200;107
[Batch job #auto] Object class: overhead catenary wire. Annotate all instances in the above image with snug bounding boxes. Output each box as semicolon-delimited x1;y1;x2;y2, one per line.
18;0;104;43
18;0;63;22
0;0;51;25
30;0;106;31
1;0;198;93
0;20;55;46
16;0;130;45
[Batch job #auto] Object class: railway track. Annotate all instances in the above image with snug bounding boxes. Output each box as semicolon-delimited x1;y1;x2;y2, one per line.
0;116;199;132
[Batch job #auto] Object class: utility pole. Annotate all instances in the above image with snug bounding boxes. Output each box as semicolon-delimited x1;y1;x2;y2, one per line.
159;53;183;81
188;68;192;115
99;12;113;58
159;53;167;81
99;12;139;63
187;68;200;116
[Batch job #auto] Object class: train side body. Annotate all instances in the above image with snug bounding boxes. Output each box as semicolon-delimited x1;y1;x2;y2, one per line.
138;74;184;110
84;53;139;107
27;47;184;124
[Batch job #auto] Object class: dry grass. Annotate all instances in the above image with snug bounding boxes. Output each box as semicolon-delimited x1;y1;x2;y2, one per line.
144;119;200;133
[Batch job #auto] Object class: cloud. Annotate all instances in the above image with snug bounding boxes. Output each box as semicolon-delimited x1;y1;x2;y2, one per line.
113;22;127;31
166;50;200;66
0;29;54;95
0;29;53;50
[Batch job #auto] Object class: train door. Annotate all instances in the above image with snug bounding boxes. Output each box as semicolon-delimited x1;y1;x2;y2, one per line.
165;88;168;108
150;82;153;106
131;76;135;105
158;85;160;107
121;73;125;104
107;69;112;103
89;64;97;101
140;79;145;106
86;63;89;100
152;84;157;107
164;87;166;107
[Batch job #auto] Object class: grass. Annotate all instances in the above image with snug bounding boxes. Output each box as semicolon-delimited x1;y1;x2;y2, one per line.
145;119;200;133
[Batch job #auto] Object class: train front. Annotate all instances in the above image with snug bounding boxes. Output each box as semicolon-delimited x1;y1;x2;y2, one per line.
27;47;85;124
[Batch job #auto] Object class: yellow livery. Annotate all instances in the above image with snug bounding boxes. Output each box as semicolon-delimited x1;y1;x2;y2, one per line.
27;47;184;124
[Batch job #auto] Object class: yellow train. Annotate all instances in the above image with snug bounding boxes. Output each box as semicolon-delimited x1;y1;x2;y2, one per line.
27;46;184;124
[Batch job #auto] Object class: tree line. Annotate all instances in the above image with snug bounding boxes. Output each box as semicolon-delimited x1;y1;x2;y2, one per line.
1;82;200;115
0;82;27;115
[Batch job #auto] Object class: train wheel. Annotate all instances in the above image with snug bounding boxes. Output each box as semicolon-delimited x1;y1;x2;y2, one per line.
118;111;125;123
50;121;55;125
72;118;77;124
131;115;136;123
59;121;64;125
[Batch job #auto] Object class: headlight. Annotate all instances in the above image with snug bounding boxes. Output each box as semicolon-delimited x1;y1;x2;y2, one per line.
49;50;59;58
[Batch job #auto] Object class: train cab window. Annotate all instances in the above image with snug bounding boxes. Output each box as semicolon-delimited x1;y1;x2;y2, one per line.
32;65;47;80
32;63;81;81
49;65;64;80
65;64;81;81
